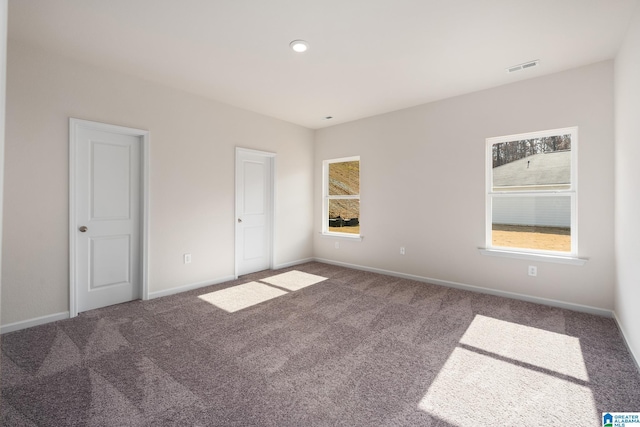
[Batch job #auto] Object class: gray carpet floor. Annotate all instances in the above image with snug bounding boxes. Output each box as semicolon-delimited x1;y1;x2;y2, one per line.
2;262;639;426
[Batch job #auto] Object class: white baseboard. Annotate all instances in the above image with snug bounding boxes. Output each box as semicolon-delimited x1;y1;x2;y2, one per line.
147;275;236;300
273;257;315;270
0;266;306;334
612;311;640;373
2;259;615;336
314;257;613;318
1;311;70;335
2;275;240;333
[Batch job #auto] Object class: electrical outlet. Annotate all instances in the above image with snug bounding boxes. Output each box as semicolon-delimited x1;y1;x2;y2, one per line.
334;241;340;249
528;265;537;277
184;253;192;264
400;247;405;255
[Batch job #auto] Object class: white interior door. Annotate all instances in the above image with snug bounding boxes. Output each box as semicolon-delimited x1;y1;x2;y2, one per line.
72;121;142;313
236;148;274;276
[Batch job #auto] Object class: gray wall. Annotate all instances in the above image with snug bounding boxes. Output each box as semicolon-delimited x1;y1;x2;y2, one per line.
614;5;640;367
2;40;315;326
4;23;638;371
315;61;615;310
0;0;7;333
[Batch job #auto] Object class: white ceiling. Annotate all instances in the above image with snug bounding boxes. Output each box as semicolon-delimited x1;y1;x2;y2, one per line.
8;0;639;129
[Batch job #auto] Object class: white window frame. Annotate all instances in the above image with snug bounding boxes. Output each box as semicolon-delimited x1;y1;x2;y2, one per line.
322;156;361;239
484;127;579;259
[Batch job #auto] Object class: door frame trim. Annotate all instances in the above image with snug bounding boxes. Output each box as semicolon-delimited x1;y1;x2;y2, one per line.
69;118;150;317
234;147;276;278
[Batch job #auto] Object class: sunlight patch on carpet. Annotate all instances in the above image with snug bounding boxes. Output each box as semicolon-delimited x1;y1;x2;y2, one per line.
260;270;327;291
198;282;287;313
459;314;589;381
419;347;597;426
419;314;597;426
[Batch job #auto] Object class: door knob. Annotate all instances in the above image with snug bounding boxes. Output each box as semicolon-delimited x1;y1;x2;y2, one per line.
79;226;88;232
237;218;243;223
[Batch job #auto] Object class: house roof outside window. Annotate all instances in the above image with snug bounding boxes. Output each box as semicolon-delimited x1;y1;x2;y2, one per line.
493;150;571;191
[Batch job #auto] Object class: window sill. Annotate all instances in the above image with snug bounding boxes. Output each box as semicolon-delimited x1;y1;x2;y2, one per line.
320;232;363;241
478;248;587;265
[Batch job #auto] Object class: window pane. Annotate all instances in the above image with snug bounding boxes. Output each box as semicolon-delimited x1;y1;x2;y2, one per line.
492;135;571;192
329;161;359;195
328;199;359;234
492;195;571;252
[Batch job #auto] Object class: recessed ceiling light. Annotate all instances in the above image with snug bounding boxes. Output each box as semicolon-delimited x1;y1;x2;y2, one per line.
289;40;309;53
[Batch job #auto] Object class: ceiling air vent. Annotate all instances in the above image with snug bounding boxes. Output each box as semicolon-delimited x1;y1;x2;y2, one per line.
506;60;539;73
